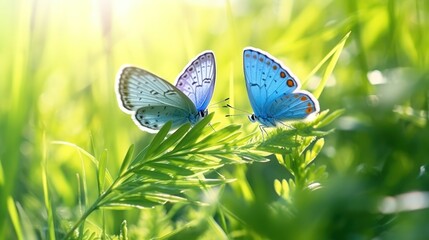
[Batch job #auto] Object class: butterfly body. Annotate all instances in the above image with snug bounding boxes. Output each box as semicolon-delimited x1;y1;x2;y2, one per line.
243;47;320;127
116;51;215;133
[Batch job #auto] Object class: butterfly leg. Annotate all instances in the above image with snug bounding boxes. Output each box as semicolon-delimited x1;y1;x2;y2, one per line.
258;125;268;141
278;121;295;130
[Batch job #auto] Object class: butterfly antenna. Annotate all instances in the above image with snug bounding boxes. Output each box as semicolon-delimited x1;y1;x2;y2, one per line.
225;113;249;117
223;104;252;115
209;98;230;108
208;123;216;132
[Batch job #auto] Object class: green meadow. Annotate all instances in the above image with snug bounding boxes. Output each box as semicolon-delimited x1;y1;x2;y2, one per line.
1;0;429;239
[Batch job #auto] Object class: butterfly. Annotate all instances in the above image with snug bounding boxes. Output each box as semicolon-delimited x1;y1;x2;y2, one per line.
243;47;320;127
116;51;216;133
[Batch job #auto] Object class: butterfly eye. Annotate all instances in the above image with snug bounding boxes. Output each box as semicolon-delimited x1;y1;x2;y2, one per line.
198;110;208;118
248;114;256;122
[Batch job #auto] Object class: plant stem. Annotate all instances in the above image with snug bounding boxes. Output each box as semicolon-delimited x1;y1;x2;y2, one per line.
62;199;100;240
62;183;117;239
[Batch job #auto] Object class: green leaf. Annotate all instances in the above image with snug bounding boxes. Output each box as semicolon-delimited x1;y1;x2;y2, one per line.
133;169;173;180
197;124;241;147
118;144;134;177
174;113;214;150
97;149;107;194
144;121;172;160
304;138;324;167
153;123;191;156
146;162;195;176
314;109;345;128
102;198;165;209
120;220;128;240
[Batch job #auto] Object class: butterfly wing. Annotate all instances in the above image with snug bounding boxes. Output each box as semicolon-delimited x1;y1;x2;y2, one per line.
243;47;299;117
134;105;192;133
116;66;197;132
268;91;320;120
175;51;216;111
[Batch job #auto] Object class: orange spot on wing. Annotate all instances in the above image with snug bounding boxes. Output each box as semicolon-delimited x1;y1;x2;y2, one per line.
287;79;295;87
259;57;264;62
280;71;286;78
301;96;308;101
307;103;312;106
273;65;278;70
306;107;313;114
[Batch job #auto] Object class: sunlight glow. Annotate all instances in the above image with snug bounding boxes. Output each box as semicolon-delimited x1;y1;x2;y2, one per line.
367;70;387;85
379;191;429;214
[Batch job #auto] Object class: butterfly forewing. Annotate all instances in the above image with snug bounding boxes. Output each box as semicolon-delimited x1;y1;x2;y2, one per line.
243;47;299;117
117;67;195;113
175;51;216;111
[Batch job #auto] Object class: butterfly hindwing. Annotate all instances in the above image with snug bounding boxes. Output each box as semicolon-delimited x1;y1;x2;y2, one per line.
243;47;299;117
134;105;191;133
175;51;216;111
268;91;320;120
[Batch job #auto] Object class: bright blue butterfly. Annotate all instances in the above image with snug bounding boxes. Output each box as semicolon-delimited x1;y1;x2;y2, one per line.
243;47;320;127
116;51;216;133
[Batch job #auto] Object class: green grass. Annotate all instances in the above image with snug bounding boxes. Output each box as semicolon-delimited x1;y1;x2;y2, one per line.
1;0;429;239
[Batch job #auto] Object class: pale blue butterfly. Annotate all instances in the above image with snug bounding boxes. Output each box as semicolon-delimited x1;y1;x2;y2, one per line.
243;47;320;127
116;51;216;133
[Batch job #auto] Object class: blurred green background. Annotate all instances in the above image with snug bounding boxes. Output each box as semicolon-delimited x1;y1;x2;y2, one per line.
1;0;429;239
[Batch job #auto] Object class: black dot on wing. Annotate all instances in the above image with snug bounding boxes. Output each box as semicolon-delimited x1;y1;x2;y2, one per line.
195;61;199;65
188;67;194;71
153;124;158;128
